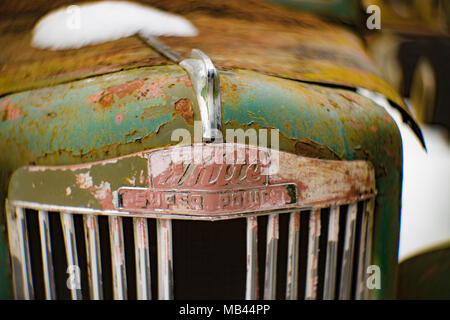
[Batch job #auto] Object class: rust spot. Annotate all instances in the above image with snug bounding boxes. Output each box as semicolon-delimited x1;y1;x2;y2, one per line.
87;91;103;104
339;93;360;105
88;79;145;107
99;93;114;107
329;100;339;109
294;138;340;160
108;79;144;99
0;98;24;121
174;98;194;125
115;113;123;125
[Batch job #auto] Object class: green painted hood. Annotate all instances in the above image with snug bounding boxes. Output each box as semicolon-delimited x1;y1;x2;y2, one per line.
0;65;402;299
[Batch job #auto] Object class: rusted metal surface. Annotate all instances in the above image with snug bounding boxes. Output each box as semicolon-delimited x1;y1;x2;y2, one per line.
0;64;403;298
285;211;300;300
133;217;151;300
109;216;127;300
305;209;320;300
157;219;173;300
5;203;33;299
264;214;279;300
60;212;82;300
323;205;339;300
83;214;103;300
7;143;376;220
0;0;412;118
338;203;358;299
37;210;56;299
245;216;259;300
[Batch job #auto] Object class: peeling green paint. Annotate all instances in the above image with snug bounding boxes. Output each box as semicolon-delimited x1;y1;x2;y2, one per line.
0;65;402;299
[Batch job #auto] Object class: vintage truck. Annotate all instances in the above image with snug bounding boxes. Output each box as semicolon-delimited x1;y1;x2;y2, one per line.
0;0;440;300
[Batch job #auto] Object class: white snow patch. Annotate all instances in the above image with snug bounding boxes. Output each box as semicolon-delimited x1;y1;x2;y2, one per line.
32;1;198;50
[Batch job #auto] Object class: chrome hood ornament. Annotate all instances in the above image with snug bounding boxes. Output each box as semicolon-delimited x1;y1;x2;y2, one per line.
31;1;222;143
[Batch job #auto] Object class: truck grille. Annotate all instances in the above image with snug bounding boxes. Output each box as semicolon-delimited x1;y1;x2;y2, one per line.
5;199;374;300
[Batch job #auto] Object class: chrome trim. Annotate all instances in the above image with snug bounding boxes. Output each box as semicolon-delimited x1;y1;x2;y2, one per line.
38;210;56;300
339;203;358;299
133;217;151;300
134;35;222;142
323;206;339;300
138;34;183;63
264;214;279;300
60;212;82;300
355;200;369;300
109;216;127;299
363;198;375;300
6;204;34;299
179;49;222;142
157;219;174;300
83;215;103;300
285;212;300;300
305;209;321;300
245;216;259;299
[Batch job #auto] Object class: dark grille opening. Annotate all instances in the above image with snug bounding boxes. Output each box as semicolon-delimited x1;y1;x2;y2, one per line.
72;214;89;300
297;211;310;300
97;216;113;300
317;208;330;300
122;217;136;300
275;213;289;299
257;215;267;300
172;218;247;299
25;209;44;300
334;205;349;298
147;218;158;300
48;211;70;300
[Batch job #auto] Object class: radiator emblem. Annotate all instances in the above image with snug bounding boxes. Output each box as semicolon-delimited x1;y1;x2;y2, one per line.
117;144;297;215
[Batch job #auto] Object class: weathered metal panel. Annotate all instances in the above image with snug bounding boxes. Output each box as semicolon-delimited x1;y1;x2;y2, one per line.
0;224;13;299
6;143;376;220
0;66;402;298
0;0;411;118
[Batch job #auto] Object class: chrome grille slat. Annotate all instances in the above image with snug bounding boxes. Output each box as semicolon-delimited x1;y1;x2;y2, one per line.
83;215;103;300
338;203;358;299
109;216;127;300
60;212;82;300
6;199;376;300
323;205;340;300
245;216;258;300
264;214;279;300
38;210;56;300
305;209;321;300
157;219;174;300
355;200;369;300
6;204;34;300
285;212;300;300
362;198;375;300
133;217;151;300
